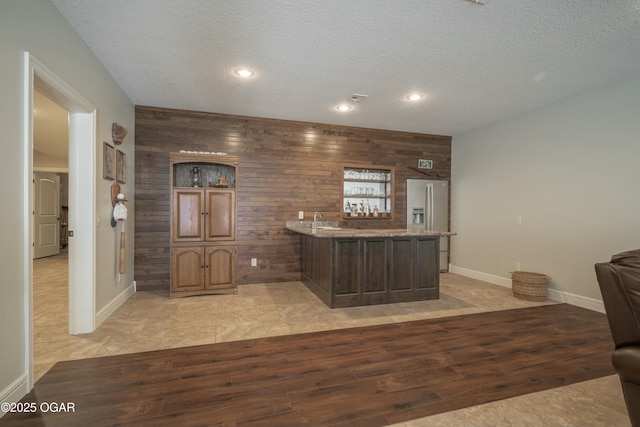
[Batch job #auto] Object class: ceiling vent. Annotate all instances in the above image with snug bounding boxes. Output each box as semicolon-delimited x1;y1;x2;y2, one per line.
349;94;368;103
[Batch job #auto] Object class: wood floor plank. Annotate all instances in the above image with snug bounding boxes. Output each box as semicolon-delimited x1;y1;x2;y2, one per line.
0;304;615;427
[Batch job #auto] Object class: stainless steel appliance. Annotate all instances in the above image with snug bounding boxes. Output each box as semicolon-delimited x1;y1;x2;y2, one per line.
406;179;449;272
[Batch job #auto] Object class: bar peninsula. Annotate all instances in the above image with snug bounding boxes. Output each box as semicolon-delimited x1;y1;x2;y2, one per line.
286;221;456;308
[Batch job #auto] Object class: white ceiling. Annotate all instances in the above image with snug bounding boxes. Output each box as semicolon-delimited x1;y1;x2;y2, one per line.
51;0;640;136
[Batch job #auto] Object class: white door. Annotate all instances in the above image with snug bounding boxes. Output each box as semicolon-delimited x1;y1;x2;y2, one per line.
34;172;60;259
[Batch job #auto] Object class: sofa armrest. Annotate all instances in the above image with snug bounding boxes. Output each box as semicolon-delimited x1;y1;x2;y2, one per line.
613;345;640;384
596;263;640;346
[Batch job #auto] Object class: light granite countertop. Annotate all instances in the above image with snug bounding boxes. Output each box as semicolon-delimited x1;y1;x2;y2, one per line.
285;221;456;238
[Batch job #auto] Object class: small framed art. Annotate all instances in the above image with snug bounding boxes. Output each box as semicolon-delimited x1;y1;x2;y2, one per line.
103;142;115;181
116;149;126;184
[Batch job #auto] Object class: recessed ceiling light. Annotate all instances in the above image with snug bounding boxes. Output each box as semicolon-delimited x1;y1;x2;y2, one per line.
406;93;425;101
234;68;255;78
336;104;352;112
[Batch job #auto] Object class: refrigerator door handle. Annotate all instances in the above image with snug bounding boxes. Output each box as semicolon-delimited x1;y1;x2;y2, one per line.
426;183;434;230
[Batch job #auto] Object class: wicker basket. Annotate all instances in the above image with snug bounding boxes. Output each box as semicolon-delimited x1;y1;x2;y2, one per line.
511;271;549;302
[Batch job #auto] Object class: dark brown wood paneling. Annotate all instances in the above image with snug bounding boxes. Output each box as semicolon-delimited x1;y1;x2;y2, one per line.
135;106;451;290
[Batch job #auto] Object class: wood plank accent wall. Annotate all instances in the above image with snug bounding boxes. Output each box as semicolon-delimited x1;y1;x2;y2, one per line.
135;106;451;290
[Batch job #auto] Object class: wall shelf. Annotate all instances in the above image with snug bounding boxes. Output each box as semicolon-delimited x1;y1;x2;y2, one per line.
342;164;394;219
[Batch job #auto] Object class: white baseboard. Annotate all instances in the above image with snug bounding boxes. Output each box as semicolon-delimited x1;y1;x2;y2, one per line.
449;265;605;313
545;288;605;313
449;265;512;288
96;281;136;327
0;374;28;418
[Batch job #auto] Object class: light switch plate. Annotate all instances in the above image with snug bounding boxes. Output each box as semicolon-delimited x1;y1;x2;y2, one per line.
298;211;304;219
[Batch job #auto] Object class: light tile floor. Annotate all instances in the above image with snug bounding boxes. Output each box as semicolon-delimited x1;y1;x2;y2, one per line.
33;252;630;426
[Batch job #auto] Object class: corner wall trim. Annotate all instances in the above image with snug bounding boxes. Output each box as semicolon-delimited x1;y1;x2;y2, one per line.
0;374;28;418
95;282;135;327
449;265;605;313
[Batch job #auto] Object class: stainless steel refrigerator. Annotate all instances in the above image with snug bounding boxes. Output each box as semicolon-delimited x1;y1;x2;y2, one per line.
406;179;449;272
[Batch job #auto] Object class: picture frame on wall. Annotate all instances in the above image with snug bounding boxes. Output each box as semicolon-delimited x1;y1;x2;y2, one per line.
103;142;115;181
116;149;126;184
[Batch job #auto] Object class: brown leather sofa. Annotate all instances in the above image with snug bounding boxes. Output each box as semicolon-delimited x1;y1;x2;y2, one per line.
595;249;640;427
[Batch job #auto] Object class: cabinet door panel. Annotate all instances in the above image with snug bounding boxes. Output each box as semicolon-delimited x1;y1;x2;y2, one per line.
317;239;332;293
363;239;387;293
171;247;204;291
172;190;204;242
390;239;413;291
416;238;439;289
334;240;360;295
206;190;236;241
205;246;237;289
302;236;313;278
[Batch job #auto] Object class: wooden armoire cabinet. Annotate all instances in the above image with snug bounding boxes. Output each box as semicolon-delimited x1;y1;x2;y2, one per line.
169;152;238;297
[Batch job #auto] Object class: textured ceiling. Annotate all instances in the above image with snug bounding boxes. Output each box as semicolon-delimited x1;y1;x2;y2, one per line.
51;0;640;136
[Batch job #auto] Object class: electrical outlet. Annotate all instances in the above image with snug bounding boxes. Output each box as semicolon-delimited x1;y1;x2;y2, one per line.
515;262;521;271
251;258;257;267
298;211;304;219
515;215;522;225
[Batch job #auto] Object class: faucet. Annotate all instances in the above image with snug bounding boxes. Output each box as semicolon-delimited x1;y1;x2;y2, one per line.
312;211;322;234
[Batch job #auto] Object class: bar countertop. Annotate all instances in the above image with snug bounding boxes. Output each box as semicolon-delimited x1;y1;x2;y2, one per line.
285;221;456;239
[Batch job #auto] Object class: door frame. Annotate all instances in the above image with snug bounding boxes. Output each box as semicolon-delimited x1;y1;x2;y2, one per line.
23;52;97;390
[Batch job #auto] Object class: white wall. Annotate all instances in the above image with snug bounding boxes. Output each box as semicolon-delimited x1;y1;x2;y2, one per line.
451;74;640;308
34;150;67;170
0;0;134;406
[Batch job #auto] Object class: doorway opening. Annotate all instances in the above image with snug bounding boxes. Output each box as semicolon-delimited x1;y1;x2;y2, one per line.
32;86;70;381
23;52;97;390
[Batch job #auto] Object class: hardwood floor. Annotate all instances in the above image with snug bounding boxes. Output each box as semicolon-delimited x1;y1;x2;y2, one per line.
1;304;616;426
